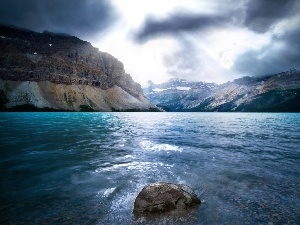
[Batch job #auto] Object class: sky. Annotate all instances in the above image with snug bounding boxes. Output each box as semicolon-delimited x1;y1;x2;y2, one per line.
0;0;300;86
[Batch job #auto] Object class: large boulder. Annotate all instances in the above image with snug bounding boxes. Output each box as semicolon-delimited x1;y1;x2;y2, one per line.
133;182;201;216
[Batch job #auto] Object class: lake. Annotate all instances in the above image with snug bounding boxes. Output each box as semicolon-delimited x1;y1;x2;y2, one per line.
0;112;299;225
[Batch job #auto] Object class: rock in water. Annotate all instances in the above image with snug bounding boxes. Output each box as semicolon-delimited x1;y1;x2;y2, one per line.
133;182;201;215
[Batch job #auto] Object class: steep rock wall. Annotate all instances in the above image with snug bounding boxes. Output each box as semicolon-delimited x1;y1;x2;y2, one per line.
0;25;156;111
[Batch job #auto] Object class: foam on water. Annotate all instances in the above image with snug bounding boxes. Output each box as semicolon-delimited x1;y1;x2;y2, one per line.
140;140;182;152
95;161;173;173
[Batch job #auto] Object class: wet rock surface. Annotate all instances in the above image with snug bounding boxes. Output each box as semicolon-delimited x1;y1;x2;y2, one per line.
133;182;201;216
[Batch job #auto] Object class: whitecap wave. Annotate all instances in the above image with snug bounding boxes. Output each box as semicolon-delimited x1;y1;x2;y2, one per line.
95;161;173;173
103;187;117;197
96;187;117;199
140;140;182;152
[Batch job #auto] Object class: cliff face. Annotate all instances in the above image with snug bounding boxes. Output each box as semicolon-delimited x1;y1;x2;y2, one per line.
0;25;156;111
144;70;300;112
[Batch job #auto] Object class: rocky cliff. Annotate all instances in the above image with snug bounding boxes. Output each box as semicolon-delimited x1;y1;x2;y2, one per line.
145;70;300;112
0;25;157;111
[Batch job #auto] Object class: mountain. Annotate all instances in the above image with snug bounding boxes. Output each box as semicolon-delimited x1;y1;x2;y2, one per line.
144;70;300;112
144;79;218;111
0;25;158;111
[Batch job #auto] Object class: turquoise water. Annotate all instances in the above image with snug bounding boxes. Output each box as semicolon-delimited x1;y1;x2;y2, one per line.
0;112;299;225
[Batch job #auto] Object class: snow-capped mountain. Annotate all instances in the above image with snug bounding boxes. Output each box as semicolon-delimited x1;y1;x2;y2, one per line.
144;70;300;112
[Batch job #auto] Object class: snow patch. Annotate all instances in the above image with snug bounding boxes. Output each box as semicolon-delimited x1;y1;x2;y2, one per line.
152;88;166;92
0;36;5;39
176;86;191;91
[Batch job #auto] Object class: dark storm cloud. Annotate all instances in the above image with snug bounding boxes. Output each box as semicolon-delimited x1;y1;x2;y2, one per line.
234;26;300;76
134;13;229;43
0;0;116;38
244;0;297;33
134;0;298;41
233;0;300;76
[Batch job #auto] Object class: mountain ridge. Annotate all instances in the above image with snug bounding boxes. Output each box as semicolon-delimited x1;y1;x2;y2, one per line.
0;25;158;111
144;70;300;112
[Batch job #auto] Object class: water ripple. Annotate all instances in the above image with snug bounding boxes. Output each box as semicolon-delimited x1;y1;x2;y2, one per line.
0;112;299;225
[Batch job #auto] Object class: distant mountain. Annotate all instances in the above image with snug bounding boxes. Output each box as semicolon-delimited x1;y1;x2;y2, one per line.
144;79;218;111
0;25;158;112
144;70;300;112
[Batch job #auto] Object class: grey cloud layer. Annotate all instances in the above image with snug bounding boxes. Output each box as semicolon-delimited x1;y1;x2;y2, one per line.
244;0;296;33
135;13;229;42
135;0;297;40
0;0;116;38
234;26;300;76
135;0;300;77
234;0;300;76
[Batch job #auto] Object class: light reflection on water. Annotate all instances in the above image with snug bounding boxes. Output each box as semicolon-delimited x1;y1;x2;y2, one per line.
0;112;300;225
